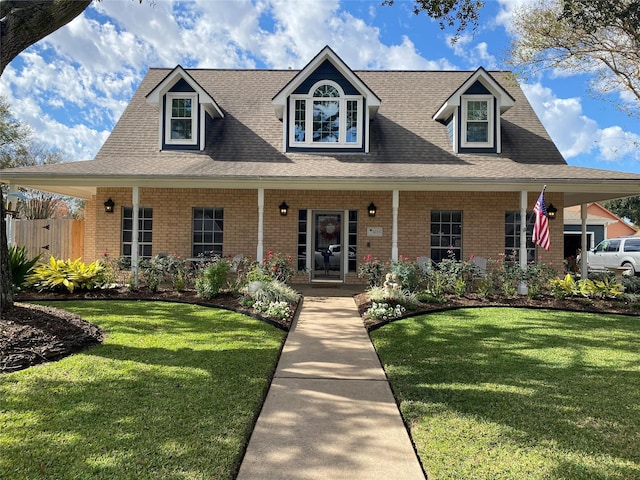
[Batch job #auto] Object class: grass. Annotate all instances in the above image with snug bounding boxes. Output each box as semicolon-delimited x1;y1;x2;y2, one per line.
370;307;640;480
0;301;286;480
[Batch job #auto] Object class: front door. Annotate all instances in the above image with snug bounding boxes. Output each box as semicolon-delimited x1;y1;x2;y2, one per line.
312;212;343;281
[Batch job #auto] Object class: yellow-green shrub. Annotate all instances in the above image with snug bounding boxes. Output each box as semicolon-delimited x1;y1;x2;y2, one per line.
27;257;106;293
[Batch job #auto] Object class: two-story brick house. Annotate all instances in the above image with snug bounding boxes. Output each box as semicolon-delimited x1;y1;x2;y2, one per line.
3;46;640;284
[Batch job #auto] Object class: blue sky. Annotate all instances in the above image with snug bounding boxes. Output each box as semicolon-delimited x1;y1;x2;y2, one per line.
1;0;639;174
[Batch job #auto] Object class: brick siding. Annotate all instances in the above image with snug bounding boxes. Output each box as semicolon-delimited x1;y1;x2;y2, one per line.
87;187;564;283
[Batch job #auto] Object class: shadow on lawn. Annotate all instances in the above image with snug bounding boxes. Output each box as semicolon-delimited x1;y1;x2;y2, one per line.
0;301;286;479
375;309;640;477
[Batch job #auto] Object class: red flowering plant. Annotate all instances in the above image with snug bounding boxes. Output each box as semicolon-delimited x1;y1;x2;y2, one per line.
389;255;423;293
358;254;386;288
261;251;296;283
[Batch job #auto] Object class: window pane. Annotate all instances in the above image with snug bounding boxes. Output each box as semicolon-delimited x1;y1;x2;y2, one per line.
430;210;462;263
294;99;306;142
467;101;487;121
313;85;339;97
346;100;358;143
122;206;152;260
504;211;535;262
192;207;223;258
171;119;192;139
466;122;488;143
172;98;191;117
313;100;339;142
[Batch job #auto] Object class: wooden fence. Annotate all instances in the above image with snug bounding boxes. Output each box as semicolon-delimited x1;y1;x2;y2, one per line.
12;219;84;261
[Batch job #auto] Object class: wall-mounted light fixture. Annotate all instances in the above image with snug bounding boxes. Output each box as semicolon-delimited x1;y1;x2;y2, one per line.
368;202;377;217
279;201;289;217
104;198;115;213
547;203;558;220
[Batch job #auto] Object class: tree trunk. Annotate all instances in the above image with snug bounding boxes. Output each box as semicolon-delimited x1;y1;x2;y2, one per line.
1;189;13;315
0;0;92;75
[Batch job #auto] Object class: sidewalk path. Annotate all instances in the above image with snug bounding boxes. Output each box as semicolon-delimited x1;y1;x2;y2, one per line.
236;288;426;480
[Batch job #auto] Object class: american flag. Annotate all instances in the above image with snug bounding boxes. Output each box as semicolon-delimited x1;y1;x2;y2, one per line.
532;188;550;250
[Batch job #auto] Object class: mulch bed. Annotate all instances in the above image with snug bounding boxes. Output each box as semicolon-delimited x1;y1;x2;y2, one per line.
1;303;104;374
2;287;638;374
356;292;640;331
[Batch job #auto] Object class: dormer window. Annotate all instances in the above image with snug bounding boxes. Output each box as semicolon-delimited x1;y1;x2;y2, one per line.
433;68;514;155
290;81;362;148
165;93;197;145
272;46;380;153
146;66;223;151
461;95;494;148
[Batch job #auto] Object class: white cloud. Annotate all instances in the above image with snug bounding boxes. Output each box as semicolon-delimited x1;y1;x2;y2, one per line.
446;33;497;69
522;82;640;163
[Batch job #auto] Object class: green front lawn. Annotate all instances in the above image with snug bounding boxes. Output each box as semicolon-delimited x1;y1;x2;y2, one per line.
0;301;286;480
371;308;640;480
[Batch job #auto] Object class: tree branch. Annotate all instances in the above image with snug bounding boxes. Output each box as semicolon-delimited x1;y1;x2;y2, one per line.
0;0;92;75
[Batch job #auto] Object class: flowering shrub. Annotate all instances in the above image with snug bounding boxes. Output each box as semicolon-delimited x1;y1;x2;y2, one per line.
483;253;524;297
365;302;406;321
390;256;423;292
358;254;386;288
261;251;296;283
524;259;557;297
424;251;476;296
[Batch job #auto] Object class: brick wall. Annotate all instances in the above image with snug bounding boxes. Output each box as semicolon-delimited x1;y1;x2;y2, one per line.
87;187;564;282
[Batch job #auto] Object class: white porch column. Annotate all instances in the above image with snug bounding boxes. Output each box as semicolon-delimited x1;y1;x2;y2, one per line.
391;190;399;262
581;203;588;279
131;186;140;286
257;188;264;263
518;190;528;295
5;185;19;247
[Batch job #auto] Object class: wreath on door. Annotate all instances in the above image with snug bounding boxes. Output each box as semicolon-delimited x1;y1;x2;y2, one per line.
319;217;340;241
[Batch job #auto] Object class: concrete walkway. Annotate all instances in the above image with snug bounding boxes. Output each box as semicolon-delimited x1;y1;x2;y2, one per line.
236;286;426;480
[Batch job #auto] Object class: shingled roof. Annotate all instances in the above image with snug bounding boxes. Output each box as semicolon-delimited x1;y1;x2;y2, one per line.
3;67;640;205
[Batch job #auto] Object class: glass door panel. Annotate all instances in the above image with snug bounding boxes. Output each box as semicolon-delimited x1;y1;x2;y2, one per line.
313;212;342;280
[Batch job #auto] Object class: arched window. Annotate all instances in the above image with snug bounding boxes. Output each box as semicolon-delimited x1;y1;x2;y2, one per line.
290;81;361;148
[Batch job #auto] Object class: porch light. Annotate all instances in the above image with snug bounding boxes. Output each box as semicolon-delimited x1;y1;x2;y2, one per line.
547;203;558;220
279;201;289;216
104;198;115;213
368;202;377;217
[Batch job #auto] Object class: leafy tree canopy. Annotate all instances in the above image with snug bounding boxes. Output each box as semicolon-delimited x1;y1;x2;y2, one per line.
602;197;640;227
508;0;640;119
383;0;484;41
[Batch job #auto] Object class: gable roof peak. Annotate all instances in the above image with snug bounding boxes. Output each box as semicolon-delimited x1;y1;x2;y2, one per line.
145;64;224;118
433;66;516;122
272;45;381;120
